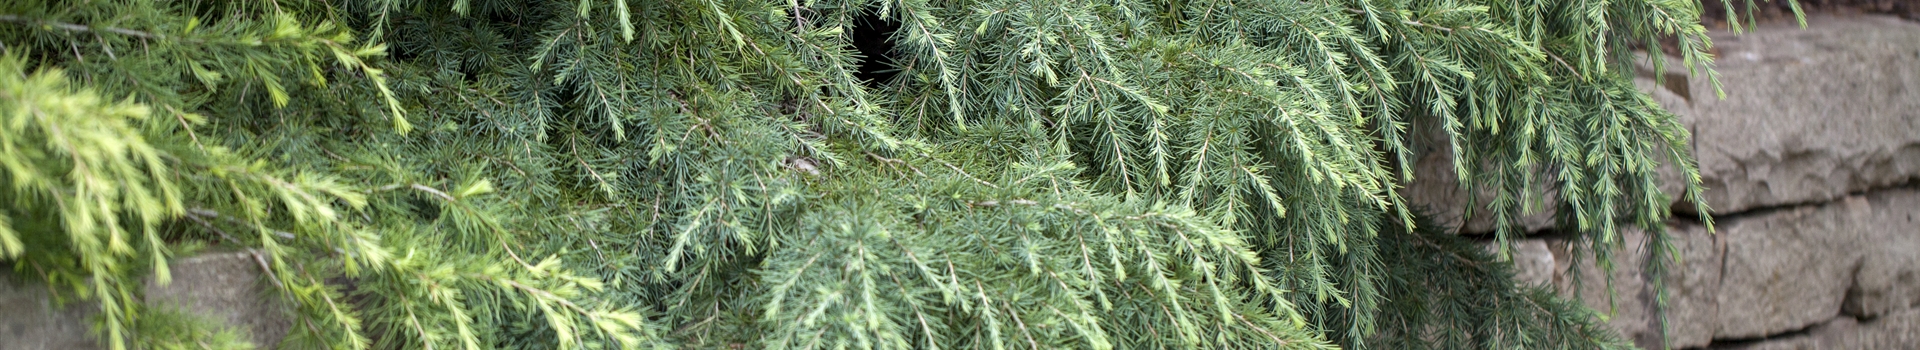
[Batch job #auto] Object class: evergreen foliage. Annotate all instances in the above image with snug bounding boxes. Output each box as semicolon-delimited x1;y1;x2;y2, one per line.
0;0;1795;349
1369;214;1635;350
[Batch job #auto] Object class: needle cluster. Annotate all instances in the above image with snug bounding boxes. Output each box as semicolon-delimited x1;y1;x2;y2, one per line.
0;0;1795;349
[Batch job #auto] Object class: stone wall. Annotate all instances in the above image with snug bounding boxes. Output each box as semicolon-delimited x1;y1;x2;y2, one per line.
0;251;291;350
1425;14;1920;350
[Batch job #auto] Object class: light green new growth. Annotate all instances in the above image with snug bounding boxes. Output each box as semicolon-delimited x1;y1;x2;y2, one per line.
0;0;1797;349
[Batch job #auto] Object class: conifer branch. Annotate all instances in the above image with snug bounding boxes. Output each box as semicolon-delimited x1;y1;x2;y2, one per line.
0;0;1795;348
0;14;161;39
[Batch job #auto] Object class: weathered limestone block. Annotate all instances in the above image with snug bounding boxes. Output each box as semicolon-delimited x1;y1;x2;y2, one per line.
1425;14;1920;350
1490;239;1557;287
1846;245;1920;319
1840;189;1920;319
1666;14;1920;214
1511;189;1920;349
1713;189;1920;340
1401;128;1556;234
145;252;293;348
1636;75;1703;207
1404;72;1689;236
1541;221;1721;349
0;251;291;350
0;270;100;350
1712;309;1920;350
1713;201;1868;339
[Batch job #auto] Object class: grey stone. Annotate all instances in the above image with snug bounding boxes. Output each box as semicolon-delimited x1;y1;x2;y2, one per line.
1633;75;1708;209
1846;247;1920;319
1401;67;1691;236
1711;309;1920;350
1712;189;1920;340
1666;222;1729;349
1418;13;1920;350
1489;239;1557;287
1400;125;1556;234
0;270;100;350
0;251;292;350
1664;14;1920;214
1713;203;1865;339
1840;190;1920;319
1546;221;1721;349
145;251;292;349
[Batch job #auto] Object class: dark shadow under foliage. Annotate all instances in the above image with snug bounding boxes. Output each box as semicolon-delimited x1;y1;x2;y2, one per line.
1368;213;1636;350
850;8;903;85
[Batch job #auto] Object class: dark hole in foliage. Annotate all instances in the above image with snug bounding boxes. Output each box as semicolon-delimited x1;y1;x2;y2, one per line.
851;10;902;87
410;197;443;222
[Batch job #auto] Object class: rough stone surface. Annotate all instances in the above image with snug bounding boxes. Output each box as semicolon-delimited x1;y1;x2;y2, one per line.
1838;190;1920;319
0;251;291;350
1667;14;1920;214
1713;189;1920;339
1490;239;1557;287
1537;221;1721;349
1711;309;1920;350
1634;74;1709;209
1712;205;1864;339
1401;126;1557;234
1506;188;1920;350
145;252;292;349
1423;14;1920;350
1846;240;1920;319
1402;67;1688;236
0;270;100;350
1665;222;1729;349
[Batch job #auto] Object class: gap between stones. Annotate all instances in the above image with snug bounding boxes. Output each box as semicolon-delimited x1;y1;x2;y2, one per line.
1460;182;1920;348
1680;314;1844;350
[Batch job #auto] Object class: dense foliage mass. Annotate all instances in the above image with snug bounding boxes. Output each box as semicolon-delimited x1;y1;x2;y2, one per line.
0;0;1793;349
